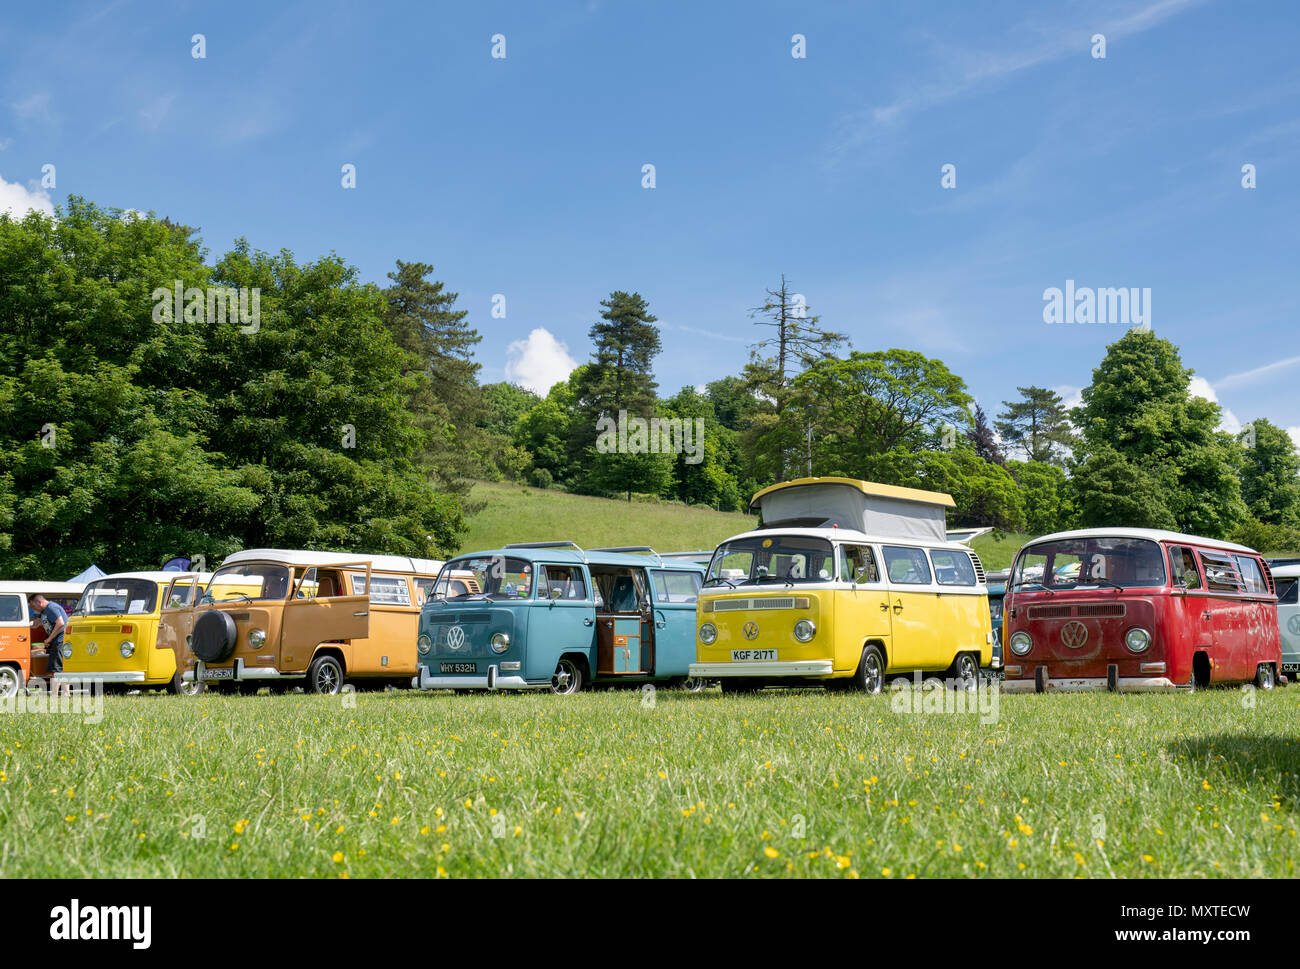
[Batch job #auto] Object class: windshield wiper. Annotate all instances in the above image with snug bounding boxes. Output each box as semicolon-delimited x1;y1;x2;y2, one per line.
1079;577;1124;591
703;577;737;589
1012;581;1054;596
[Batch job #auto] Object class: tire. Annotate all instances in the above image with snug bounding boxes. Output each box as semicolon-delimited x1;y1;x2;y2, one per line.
1255;664;1275;690
850;645;886;694
680;676;708;693
306;655;345;695
191;610;238;663
0;665;23;699
951;653;979;692
550;657;584;696
169;671;204;696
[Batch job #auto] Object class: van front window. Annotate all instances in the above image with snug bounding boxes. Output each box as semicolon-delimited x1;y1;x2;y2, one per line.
705;535;836;586
435;557;534;600
76;579;159;615
1013;537;1166;590
203;564;292;603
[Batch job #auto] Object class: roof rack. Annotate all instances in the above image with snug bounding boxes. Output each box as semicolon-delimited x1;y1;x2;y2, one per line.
591;546;664;566
659;550;715;562
504;541;587;562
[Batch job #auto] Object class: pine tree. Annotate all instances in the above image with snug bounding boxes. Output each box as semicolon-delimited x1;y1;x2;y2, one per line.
967;403;1005;465
995;386;1074;465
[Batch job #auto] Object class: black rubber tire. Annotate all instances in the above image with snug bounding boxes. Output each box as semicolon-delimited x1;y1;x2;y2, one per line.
191;610;238;663
951;653;979;691
306;654;345;695
550;657;584;696
1255;664;1275;690
851;645;886;694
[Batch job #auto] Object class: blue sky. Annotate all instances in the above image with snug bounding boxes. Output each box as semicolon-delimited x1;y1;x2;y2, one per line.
3;0;1298;443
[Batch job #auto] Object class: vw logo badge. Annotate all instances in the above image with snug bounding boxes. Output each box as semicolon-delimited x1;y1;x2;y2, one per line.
1288;615;1300;637
445;625;466;650
1060;621;1089;649
86;641;98;656
742;621;760;641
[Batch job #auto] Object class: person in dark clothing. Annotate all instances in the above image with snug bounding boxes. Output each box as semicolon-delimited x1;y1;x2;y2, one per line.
29;593;68;679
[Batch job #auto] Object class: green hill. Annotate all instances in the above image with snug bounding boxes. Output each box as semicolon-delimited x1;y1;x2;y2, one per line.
456;481;1031;569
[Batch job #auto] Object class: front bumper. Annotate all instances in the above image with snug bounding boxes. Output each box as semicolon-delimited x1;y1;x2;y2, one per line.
182;659;302;683
412;664;544;691
1001;674;1188;693
52;671;146;684
689;660;834;678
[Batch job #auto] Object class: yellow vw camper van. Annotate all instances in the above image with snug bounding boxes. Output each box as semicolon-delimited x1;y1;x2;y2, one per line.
58;571;209;693
690;477;993;693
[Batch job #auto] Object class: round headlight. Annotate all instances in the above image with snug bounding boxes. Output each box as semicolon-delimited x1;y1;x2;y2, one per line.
793;619;816;642
61;644;72;658
698;623;717;645
1009;631;1032;656
491;632;510;654
248;628;266;648
417;633;432;655
119;640;136;658
1125;627;1151;653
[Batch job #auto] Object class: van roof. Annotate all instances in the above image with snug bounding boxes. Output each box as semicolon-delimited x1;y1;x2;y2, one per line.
86;571;212;583
713;526;977;552
451;546;704;572
0;581;87;595
221;548;444;574
1269;562;1300;578
1025;528;1258;555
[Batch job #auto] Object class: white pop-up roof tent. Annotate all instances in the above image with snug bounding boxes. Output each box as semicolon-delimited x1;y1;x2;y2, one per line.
749;476;957;544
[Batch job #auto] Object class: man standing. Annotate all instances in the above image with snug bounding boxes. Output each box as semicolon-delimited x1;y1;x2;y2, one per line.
29;593;68;682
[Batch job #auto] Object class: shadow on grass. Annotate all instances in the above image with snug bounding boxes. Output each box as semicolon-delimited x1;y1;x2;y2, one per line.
1168;734;1300;808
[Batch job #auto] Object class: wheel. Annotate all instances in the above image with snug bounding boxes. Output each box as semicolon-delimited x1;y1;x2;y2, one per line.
306;655;345;695
0;665;23;699
550;658;584;696
169;671;204;696
951;653;979;691
680;676;708;693
850;645;886;694
1255;664;1275;690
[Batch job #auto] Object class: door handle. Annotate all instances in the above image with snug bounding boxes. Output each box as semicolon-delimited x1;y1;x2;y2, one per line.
353;611;369;617
879;603;889;612
893;601;904;613
584;618;594;626
1202;612;1212;621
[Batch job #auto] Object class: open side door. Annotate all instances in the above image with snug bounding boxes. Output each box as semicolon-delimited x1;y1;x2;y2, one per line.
281;561;372;658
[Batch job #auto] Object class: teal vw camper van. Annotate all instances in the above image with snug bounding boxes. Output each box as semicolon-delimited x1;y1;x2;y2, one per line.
412;543;705;694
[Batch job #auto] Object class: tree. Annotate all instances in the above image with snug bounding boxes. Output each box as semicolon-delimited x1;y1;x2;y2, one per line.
968;403;1004;465
996;386;1074;465
741;276;846;482
1238;418;1300;526
1007;460;1076;534
1070;330;1245;537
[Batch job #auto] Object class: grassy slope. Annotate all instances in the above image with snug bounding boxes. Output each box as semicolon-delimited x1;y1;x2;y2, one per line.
3;688;1296;877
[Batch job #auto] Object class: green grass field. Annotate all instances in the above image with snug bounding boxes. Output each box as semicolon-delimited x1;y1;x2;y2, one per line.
3;686;1296;878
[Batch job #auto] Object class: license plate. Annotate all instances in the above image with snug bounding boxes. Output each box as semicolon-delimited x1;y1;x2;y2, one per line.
730;649;777;662
440;662;476;674
200;667;233;680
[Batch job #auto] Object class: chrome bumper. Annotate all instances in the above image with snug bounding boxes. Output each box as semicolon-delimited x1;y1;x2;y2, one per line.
51;671;146;683
411;664;543;691
1001;675;1186;693
182;659;303;683
689;660;834;678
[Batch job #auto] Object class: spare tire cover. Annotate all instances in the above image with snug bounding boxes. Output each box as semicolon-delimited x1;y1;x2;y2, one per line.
192;610;239;663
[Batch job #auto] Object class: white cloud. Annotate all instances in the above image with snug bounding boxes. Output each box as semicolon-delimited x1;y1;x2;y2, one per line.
504;328;578;396
1288;427;1300;454
11;93;52;122
1216;354;1300;390
0;173;54;219
1052;384;1083;411
1188;376;1241;434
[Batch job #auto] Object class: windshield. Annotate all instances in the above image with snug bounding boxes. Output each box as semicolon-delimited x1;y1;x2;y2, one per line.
705;535;836;586
1013;537;1167;590
75;578;159;615
433;556;534;600
202;563;292;603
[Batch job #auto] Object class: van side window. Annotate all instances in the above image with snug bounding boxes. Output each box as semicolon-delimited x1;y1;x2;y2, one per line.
841;545;880;584
167;581;194;608
883;546;932;585
1234;556;1269;596
1277;578;1299;605
1199;551;1241;593
1168;546;1201;589
651;569;701;603
929;549;977;586
350;573;410;605
0;595;22;622
539;565;588;601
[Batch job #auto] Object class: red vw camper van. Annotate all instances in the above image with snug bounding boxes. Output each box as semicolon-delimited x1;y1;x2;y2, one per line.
1002;529;1281;692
